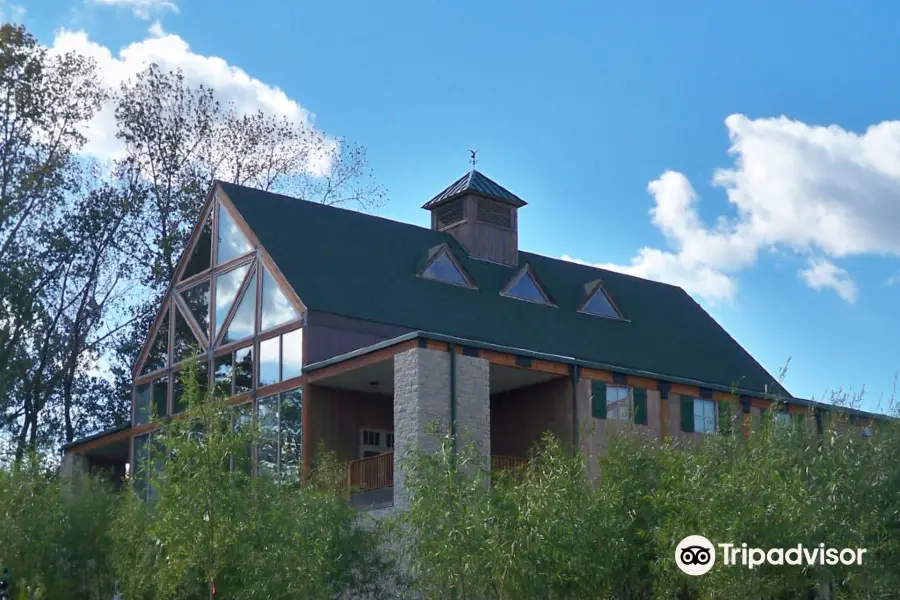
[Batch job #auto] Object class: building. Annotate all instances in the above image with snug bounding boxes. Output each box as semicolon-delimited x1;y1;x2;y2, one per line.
62;170;880;507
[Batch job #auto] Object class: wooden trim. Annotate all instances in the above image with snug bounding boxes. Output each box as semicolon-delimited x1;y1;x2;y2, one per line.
425;340;449;352
66;425;136;456
625;375;658;390
256;376;304;399
213;340;253;359
225;393;253;407
132;300;171;380
210;194;219;279
578;367;614;383
306;340;418;383
213;262;257;348
175;272;211;294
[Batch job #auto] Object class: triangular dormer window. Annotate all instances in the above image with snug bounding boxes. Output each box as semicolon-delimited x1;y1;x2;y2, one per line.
419;246;474;288
579;281;623;319
502;265;552;306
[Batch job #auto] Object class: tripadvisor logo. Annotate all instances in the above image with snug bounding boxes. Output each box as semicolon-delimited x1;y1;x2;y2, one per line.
675;535;868;575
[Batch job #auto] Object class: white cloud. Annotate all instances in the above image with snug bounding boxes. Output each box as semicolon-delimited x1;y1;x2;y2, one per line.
47;27;337;174
799;258;858;303
89;0;178;20
568;114;900;304
887;272;900;286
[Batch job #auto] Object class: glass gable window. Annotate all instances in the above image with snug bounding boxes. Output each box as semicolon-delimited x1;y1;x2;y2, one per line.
181;280;210;339
140;310;169;376
503;268;550;305
421;251;470;287
134;192;307;463
260;266;299;332
223;272;256;344
606;385;632;421
216;204;252;265
173;308;203;364
694;399;717;434
214;264;250;338
582;285;621;319
181;211;212;280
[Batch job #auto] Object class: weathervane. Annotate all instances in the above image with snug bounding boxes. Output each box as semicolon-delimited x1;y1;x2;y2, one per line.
469;149;479;168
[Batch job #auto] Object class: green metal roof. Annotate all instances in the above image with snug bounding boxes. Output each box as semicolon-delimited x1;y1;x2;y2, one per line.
422;169;527;209
220;180;789;397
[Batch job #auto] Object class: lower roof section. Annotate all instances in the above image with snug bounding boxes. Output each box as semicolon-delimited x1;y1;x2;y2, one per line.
305;330;891;421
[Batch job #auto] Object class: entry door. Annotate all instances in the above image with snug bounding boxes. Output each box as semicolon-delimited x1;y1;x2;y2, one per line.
360;428;394;458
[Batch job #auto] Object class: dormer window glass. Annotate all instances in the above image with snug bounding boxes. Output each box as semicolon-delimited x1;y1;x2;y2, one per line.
580;283;622;319
502;266;552;305
420;249;472;288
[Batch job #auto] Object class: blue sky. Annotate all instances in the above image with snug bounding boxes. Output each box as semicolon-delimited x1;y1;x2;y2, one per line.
18;0;900;412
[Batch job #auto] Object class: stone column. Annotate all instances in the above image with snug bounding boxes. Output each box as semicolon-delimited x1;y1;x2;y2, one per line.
393;347;490;508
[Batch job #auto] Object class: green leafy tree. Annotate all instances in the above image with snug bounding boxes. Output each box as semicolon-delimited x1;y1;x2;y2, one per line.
113;361;395;599
0;456;118;599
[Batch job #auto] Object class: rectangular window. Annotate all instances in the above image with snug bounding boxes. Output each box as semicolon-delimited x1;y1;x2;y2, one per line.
152;377;168;420
282;328;303;380
773;411;791;429
258;336;280;388
280;389;302;481
134;383;151;426
231;402;253;475
214;354;233;396
606;385;632;421
257;394;279;475
694;399;717;434
234;346;253;394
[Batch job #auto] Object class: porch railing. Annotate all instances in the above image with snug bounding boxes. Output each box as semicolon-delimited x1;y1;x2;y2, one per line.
491;455;529;471
347;451;394;491
346;452;530;492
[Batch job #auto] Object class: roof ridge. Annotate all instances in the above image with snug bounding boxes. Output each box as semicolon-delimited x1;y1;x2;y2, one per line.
220;180;685;291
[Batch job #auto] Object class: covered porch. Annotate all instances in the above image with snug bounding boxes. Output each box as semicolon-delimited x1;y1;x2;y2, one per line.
304;336;574;510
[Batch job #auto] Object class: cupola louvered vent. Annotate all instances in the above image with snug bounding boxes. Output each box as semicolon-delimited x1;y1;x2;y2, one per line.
435;199;464;229
476;199;512;228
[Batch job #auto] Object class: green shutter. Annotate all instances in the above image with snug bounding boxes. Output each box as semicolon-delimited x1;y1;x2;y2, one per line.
718;400;731;435
591;380;607;420
794;412;805;432
633;388;648;426
680;396;694;433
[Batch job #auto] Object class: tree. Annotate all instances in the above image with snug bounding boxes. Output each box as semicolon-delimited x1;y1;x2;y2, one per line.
113;360;394;599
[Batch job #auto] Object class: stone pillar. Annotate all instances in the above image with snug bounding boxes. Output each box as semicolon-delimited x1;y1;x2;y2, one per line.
393;347;490;508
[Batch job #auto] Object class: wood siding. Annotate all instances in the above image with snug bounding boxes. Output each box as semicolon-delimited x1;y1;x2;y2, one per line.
491;377;571;458
440;194;519;266
307;384;393;463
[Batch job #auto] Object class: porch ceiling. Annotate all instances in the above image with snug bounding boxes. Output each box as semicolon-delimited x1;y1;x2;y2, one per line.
310;357;562;396
314;357;395;395
490;364;562;394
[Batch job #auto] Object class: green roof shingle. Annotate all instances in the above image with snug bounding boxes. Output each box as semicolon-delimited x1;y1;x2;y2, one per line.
220;181;789;397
